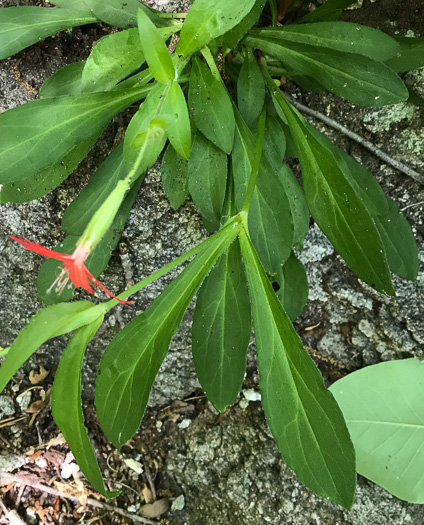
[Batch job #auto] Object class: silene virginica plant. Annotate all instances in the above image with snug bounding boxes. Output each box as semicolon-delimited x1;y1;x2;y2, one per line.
1;0;424;509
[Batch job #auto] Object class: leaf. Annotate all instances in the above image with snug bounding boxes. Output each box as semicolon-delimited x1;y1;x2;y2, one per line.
232;108;294;274
0;7;97;60
271;91;393;295
84;0;140;28
176;0;257;57
39;62;85;98
245;37;408;106
247;22;399;62
189;57;235;154
188;133;228;231
237;48;265;129
192;242;251;412
82;29;145;92
0;302;104;393
385;36;424;73
374;198;418;281
51;318;120;498
0;132;101;203
161;81;191;159
239;229;356;509
161;144;189;210
273;251;308;321
299;0;360;23
220;0;266;50
51;0;94;13
0;84;152;185
95;219;242;447
137;9;174;84
330;359;424;503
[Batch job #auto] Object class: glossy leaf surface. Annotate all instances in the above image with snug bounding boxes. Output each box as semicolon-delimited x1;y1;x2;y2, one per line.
161;81;191;159
192;242;251;412
161;144;189;210
274;251;309;321
237;48;266;129
385;36;424;73
240;230;356;509
299;0;356;22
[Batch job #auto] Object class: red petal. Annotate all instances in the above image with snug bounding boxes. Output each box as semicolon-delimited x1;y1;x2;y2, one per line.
10;236;68;262
86;269;133;305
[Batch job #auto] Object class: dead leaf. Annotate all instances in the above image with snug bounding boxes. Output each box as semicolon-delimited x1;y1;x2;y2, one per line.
25;400;46;414
276;0;295;20
140;498;171;519
29;365;49;385
142;483;154;504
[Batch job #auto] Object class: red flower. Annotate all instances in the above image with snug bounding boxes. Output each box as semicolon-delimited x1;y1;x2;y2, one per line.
10;236;132;305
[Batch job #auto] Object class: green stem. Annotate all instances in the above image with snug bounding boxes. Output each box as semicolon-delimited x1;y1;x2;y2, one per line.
241;106;267;214
200;46;223;84
103;216;241;311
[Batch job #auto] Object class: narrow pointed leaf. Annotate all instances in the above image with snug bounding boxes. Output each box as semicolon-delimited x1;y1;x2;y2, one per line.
189;57;235;154
192;242;251;412
220;0;266;50
273;251;309;321
161;144;189;210
52;318;120;498
0;7;97;60
137;9;174;84
237;48;265;129
299;0;356;22
161;81;191;159
177;0;257;57
0;302;104;392
0;84;152;185
330;359;424;503
240;230;356;509
188;133;228;231
95;220;242;447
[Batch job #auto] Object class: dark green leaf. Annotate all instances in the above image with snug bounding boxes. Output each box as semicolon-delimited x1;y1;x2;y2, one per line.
220;0;266;50
39;62;85;98
245;37;408;106
330;359;424;503
85;0;140;28
0;302;104;392
0;7;97;60
161;81;191;159
375;198;418;280
192;241;251;412
82;29;145;92
161;144;189;210
51;318;120;498
188;132;228;231
176;0;257;57
300;0;360;23
237;48;265;129
232;109;294;274
247;22;399;61
137;9;174;84
189;57;235;154
95;219;242;447
239;230;356;509
0;84;152;185
272;91;393;295
274;251;308;321
385;36;424;73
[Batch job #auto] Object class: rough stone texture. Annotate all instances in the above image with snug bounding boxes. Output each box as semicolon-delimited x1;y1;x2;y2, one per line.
1;0;424;523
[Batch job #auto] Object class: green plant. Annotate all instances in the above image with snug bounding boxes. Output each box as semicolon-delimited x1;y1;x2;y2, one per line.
0;0;423;509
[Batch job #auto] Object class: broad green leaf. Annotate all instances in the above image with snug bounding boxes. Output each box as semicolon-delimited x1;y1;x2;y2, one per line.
82;29;145;92
0;131;101;203
52;0;93;13
0;84;152;185
272;91;393;295
330;359;424;503
0;302;104;393
239;230;356;509
232;109;294;274
220;0;266;50
374;198;418;281
177;0;257;57
95;219;242;447
247;22;399;61
273;251;308;321
137;9;174;84
161;81;191;159
299;0;356;22
124;82;167;174
237;48;266;129
189;57;235;154
188;133;228;231
385;36;424;73
51;318;120;498
161;144;189;210
0;7;97;60
192;242;251;412
84;0;140;28
245;37;408;106
39;62;85;98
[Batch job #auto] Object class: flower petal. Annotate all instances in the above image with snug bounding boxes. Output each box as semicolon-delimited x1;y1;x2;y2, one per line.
10;236;68;261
